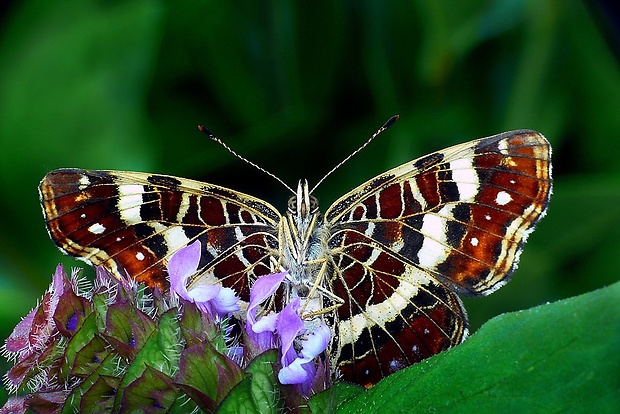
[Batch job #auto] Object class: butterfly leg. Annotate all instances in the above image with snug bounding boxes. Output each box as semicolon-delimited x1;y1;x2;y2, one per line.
299;258;344;319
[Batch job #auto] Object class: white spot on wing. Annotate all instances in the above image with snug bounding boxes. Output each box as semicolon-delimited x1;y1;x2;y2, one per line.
417;205;453;269
498;138;509;154
366;245;381;266
147;223;191;253
470;237;479;247
177;192;191;222
364;222;375;238
495;191;512;206
136;252;145;261
118;185;145;224
88;223;106;234
450;158;478;201
78;175;90;190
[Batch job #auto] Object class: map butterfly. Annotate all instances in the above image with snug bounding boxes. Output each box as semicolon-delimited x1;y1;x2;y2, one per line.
39;122;552;387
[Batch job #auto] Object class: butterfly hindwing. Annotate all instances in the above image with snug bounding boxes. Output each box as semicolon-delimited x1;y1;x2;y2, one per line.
328;237;467;387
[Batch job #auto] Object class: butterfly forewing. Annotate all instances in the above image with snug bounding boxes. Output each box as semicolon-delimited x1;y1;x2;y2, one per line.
325;130;551;385
39;169;282;296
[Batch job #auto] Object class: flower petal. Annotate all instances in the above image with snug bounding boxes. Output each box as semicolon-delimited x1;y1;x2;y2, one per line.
210;287;240;315
278;357;309;385
299;323;331;359
187;284;220;302
276;297;303;367
247;272;287;328
168;240;201;300
248;272;287;309
251;313;278;333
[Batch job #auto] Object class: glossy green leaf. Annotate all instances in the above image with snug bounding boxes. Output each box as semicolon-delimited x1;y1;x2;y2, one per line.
177;298;228;353
78;371;119;413
60;312;99;379
336;282;620;413
309;381;364;414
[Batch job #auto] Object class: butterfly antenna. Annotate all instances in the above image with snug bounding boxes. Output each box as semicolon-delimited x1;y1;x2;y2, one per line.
198;125;295;194
310;115;399;194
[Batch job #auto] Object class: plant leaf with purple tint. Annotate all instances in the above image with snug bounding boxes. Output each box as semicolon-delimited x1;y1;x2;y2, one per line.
53;288;90;338
69;334;110;377
114;310;182;409
175;340;244;412
217;350;281;414
102;298;156;360
60;312;99;379
121;365;180;413
79;374;119;413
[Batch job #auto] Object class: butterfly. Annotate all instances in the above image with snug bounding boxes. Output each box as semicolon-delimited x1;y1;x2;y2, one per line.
39;122;552;387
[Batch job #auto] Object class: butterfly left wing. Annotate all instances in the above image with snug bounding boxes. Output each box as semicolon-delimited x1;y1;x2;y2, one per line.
324;130;552;386
39;169;282;297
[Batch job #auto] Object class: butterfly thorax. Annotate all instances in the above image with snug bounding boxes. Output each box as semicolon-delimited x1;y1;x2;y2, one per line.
280;180;331;324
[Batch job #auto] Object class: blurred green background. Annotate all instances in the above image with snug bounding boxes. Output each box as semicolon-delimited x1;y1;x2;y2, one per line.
1;0;619;402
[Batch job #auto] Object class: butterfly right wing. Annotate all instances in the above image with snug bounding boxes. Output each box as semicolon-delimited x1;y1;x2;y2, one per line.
324;130;552;386
39;169;282;299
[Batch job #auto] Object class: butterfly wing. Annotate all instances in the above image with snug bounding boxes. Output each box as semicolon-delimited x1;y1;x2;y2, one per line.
40;169;282;298
325;130;552;386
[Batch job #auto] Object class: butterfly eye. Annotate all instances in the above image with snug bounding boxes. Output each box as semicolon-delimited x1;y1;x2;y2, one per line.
287;195;319;214
287;196;297;214
309;195;320;213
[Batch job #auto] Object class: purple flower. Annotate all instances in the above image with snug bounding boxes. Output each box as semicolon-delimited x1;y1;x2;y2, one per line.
278;320;331;387
246;271;288;333
244;271;287;355
2;265;79;394
245;272;331;391
168;240;240;317
4;265;69;360
167;243;332;391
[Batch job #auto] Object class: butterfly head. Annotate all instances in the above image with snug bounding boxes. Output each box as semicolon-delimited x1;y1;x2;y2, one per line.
287;180;319;219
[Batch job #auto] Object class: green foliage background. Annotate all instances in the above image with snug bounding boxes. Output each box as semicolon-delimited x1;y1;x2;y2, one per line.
1;0;619;408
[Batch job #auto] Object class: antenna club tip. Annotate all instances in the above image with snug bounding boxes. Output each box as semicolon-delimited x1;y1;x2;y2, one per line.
384;115;399;129
197;125;214;137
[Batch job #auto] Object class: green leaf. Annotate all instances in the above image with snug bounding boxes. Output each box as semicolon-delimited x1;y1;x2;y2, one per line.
175;340;245;412
64;353;120;413
115;309;182;409
53;286;91;338
79;373;119;413
336;282;620;413
69;335;110;377
178;299;228;353
60;312;99;379
217;350;282;414
309;381;364;413
121;365;178;413
92;291;110;332
102;298;157;361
